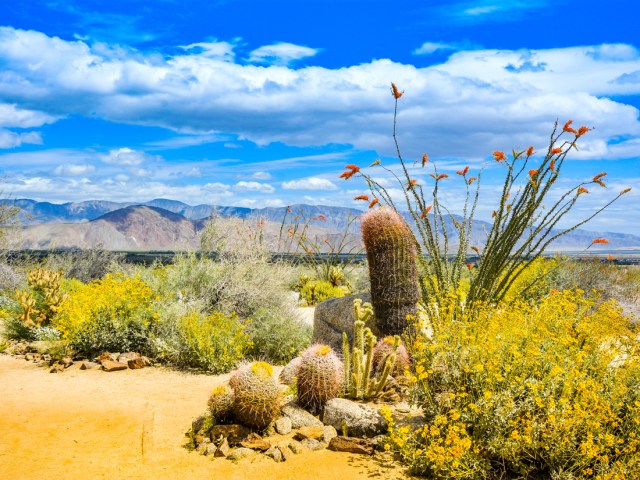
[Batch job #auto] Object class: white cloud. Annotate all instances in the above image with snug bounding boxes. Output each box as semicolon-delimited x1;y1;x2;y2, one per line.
180;41;236;61
247;42;318;66
101;147;158;166
414;41;479;55
53;163;96;176
0;129;42;149
282;177;338;190
234;181;275;193
249;171;272;180
0;104;57;128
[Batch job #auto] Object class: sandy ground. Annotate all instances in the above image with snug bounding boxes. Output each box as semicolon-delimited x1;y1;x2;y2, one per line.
0;355;410;480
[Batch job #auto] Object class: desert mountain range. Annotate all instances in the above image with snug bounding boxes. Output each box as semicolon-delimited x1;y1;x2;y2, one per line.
7;198;640;251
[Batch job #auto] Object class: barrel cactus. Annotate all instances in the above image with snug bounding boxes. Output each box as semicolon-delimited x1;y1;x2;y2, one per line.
361;207;420;336
296;344;344;414
207;384;235;423
372;336;410;377
230;361;281;430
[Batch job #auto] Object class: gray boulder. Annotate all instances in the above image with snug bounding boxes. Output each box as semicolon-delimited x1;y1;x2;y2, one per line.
322;398;388;438
312;293;375;350
281;402;323;428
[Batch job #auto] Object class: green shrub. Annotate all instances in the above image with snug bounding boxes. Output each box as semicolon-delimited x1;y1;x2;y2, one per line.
174;311;252;373
247;307;311;364
299;280;345;306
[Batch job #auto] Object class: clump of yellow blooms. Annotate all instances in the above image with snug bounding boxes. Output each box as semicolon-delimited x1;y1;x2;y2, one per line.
388;290;640;479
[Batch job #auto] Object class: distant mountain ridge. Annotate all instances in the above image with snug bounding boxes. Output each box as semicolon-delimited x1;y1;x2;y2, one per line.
8;198;640;251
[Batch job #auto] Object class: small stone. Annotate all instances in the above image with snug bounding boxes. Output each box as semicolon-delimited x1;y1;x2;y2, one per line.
61;357;74;368
294;426;325;441
49;363;64;373
25;353;34;361
274;417;292;435
80;361;100;370
32;353;41;362
206;443;218;456
101;360;128;372
197;438;212;455
109;352;120;362
239;433;271;451
209;424;252;446
281;402;323;428
97;352;112;363
227;447;255;461
300;438;324;451
265;446;283;462
42;354;51;362
328;436;374;455
323;425;338;444
127;357;146;369
214;438;230;457
117;352;140;363
276;444;292;462
288;440;304;454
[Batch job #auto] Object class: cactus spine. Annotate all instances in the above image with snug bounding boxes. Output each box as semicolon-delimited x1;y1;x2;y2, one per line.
230;361;281;430
361;207;420;336
296;344;344;414
343;299;397;399
207;384;235;423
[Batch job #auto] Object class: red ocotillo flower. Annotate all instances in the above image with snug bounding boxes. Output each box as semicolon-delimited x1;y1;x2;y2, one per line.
577;126;590;137
421;153;429;167
529;169;539;177
563;120;577;134
391;82;404;99
468;177;477;185
345;164;360;172
368;198;379;209
493;151;507;162
621;188;632;194
406;179;418;190
550;158;556;171
607;254;616;261
593;172;607;181
578;187;590;195
354;195;369;201
526;146;535;157
339;171;354;180
471;246;479;254
456;166;470;176
592;238;609;245
318;214;326;221
369;159;381;167
551;147;563;155
420;205;433;218
466;263;473;270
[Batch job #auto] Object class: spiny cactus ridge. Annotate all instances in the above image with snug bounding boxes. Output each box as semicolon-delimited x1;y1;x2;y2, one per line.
296;344;344;414
207;384;235;423
230;361;281;430
361;207;420;336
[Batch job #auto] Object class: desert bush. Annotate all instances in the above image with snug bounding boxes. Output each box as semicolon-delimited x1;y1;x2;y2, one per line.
386;291;640;479
44;246;124;283
54;274;156;356
299;279;345;306
246;306;311;364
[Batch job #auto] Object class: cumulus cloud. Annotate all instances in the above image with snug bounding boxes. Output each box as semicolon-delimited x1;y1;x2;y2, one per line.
234;181;275;193
247;42;318;65
53;163;96;176
281;177;338;190
100;147;158;166
0;130;42;149
0;103;57;128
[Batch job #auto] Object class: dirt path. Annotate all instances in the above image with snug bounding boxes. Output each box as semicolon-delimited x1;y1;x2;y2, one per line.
0;356;409;480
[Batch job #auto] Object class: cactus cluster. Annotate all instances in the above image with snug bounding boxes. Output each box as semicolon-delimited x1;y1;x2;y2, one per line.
343;299;402;400
230;361;282;430
361;207;420;336
16;267;67;327
207;384;235;423
372;336;410;377
296;344;344;414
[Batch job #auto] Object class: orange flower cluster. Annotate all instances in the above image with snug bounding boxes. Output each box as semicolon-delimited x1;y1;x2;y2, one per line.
421;153;429;166
466;263;473;270
429;173;448;181
493;151;507;162
368;198;379;209
318;214;326;221
551;147;563;155
550;159;556;171
591;238;609;245
406;179;417;190
419;205;433;218
576;125;590;137
456;166;470;176
526;146;535;157
563;120;577;134
529;169;539;177
577;187;590;195
339;164;360;180
354;195;369;201
391;82;404;99
468;177;477;185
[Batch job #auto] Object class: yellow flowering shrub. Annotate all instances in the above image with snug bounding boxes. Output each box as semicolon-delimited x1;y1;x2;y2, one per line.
175;311;252;373
54;274;156;355
391;291;640;479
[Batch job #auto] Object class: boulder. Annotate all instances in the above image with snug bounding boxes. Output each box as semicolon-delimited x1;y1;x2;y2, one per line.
300;438;324;451
323;425;338;444
312;293;375;350
328;436;374;455
322;398;388;438
274;417;292;435
281;402;323;428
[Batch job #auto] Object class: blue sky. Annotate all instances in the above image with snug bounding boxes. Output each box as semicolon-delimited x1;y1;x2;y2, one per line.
1;0;639;235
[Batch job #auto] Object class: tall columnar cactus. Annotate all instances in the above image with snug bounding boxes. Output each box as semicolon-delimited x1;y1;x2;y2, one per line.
296;344;344;414
361;207;420;336
230;361;281;430
343;299;399;400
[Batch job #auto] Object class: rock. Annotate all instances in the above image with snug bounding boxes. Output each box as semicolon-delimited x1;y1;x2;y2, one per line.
294;426;325;441
328;436;374;455
371;435;388;452
25;353;34;361
32;353;41;362
288;440;304;454
214;438;230;457
279;357;301;385
14;355;26;360
300;438;324;451
205;443;218;456
61;356;74;368
313;293;375;350
117;352;140;363
210;424;252;446
42;354;51;363
227;447;255;461
97;352;112;363
276;444;292;461
281;402;323;428
265;446;283;462
239;433;271;451
49;363;64;373
127;357;147;369
274;417;292;435
191;415;207;433
322;398;388;438
197;438;212;455
101;360;128;372
323;425;338;444
80;361;100;370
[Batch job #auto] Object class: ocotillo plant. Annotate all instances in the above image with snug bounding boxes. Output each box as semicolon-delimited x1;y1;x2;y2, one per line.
341;83;632;317
342;299;397;400
361;207;420;336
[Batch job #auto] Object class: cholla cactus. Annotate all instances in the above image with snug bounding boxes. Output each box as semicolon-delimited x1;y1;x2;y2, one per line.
16;267;67;327
372;336;410;377
296;344;344;413
361;207;420;336
207;384;234;423
230;361;281;430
